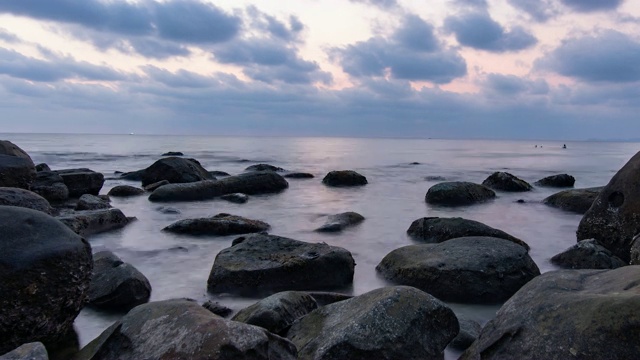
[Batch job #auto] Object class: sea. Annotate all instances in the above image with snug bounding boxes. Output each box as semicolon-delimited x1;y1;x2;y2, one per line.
3;133;638;358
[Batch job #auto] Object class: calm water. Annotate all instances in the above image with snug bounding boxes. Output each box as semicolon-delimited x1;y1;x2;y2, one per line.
3;133;638;358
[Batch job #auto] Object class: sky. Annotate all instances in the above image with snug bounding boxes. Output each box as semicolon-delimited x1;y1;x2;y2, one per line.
0;0;639;139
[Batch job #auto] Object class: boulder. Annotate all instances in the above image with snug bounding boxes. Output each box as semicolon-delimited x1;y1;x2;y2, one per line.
57;208;129;236
220;193;249;204
0;155;36;190
287;286;458;360
406;217;529;250
75;194;110;211
141;157;212;187
376;237;540;303
425;175;447;181
0;187;54;214
88;251;151;311
107;185;144;197
534;174;575;187
74;299;297;360
163;213;270;236
202;301;233;318
0;343;48;360
209;170;231;177
460;267;640;360
149;171;289;202
482;172;532;192
543;187;602;214
35;163;51;172
208;233;355;296
245;164;285;172
143;180;169;192
425;182;495;206
55;169;104;198
118;169;145;181
30;172;69;202
315;211;365;232
450;317;481;351
284;172;314;179
305;292;352;307
0;206;92;354
322;170;367;187
232;291;318;335
161;151;183;156
155;206;180;214
551;239;626;269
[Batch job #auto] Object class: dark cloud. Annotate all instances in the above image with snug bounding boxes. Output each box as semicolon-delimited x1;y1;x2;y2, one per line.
127;38;191;59
444;12;537;52
246;6;304;42
142;66;221;88
349;0;399;9
560;0;624;12
507;0;558;22
393;14;439;51
484;73;549;95
537;31;640;83
0;28;20;43
452;0;488;9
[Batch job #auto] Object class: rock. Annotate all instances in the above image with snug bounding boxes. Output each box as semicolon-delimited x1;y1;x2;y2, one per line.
161;151;183;156
543;186;602;214
534;174;575;187
30;172;69;202
163;213;270;236
0;140;36;189
149;171;289;202
287;286;458;360
284;172;314;179
107;185;144;197
0;342;48;360
232;291;318;335
460;267;640;360
209;170;230;177
406;217;530;250
425;181;495;206
322;170;368;187
551;239;626;269
74;299;297;360
57;208;129;236
376;237;540;303
409;162;421;165
141;157;212;187
143;180;169;192
75;194;111;211
35;163;51;172
202;301;233;318
55;169;104;198
0;187;54;214
208;233;355;296
0;206;92;354
425;175;446;181
118;169;145;181
305;292;352;306
220;193;248;204
245;163;285;172
450;317;481;351
315;211;365;232
482;172;532;192
155;206;180;214
88;251;151;311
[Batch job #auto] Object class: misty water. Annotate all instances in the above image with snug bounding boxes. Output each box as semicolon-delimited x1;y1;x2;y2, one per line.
4;133;638;358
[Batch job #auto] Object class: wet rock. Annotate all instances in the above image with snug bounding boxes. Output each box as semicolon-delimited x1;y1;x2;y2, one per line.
315;211;365;232
0;187;54;214
57;208;129;236
287;286;458;360
232;291;318;335
55;169;104;198
161;151;183;156
155;206;180;214
482;172;532;192
208;233;355;296
149;171;288;202
118;169;144;181
322;170;368;187
551;239;626;269
534;174;575;187
75;194;111;211
220;193;248;204
0;140;36;190
425;175;447;181
0;342;48;360
143;180;169;192
209;170;230;177
202;301;233;318
0;206;92;354
35;163;51;172
305;292;352;306
450;317;481;351
409;162;421;165
376;237;540;303
163;213;270;236
107;185;144;197
245;163;285;172
425;181;495;206
461;267;640;360
31;172;69;202
406;217;530;250
88;251;151;311
284;172;314;179
141;157;212;187
543;186;602;214
74;299;297;360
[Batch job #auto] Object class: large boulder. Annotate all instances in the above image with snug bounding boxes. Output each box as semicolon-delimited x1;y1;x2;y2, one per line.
0;342;48;360
149;171;289;202
322;170;368;187
74;299;297;360
0;140;36;190
208;233;355;296
406;217;529;250
543;187;602;214
30;172;69;202
0;206;92;354
425;181;495;206
107;185;144;197
315;211;365;233
0;187;54;214
286;286;458;360
461;267;640;360
482;172;532;192
118;169;145;181
577;151;640;262
450;316;481;351
376;237;540;303
163;213;270;236
57;208;129;236
55;169;104;198
551;239;626;269
245;164;285;172
75;194;111;211
534;174;575;187
140;157;212;187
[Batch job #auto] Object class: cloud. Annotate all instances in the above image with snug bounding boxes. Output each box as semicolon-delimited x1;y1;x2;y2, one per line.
452;0;489;9
349;0;399;9
537;30;640;83
507;0;558;22
246;6;304;42
483;73;549;95
560;0;625;12
0;28;20;43
444;11;537;52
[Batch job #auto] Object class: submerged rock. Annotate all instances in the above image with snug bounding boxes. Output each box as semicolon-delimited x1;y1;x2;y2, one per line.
482;172;532;192
284;172;314;179
425;181;495;206
31;171;69;202
245;163;285;172
209;170;231;177
141;157;212;187
0;140;36;190
322;170;368;187
220;193;249;204
0;342;48;360
315;211;365;232
551;239;626;269
55;169;104;198
534;174;575;187
543;187;602;214
161;151;183;156
163;213;270;236
143;180;169;192
57;208;129;236
75;194;111;211
118;169;145;181
107;185;144;197
0;187;54;214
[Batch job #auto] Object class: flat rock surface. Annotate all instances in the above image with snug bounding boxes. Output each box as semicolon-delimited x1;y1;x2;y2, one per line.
163;213;270;236
57;208;129;236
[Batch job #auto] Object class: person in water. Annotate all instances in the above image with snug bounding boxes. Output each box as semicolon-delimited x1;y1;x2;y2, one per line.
563;144;567;149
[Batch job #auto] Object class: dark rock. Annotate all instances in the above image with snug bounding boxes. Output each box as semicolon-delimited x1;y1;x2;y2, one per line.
409;162;421;165
143;180;169;192
0;342;48;360
450;317;481;351
322;170;367;187
516;199;526;203
284;172;314;179
0;187;54;214
376;237;540;303
245;163;285;172
161;151;183;156
74;299;297;360
35;163;51;172
220;193;249;204
482;172;532;192
163;213;270;236
209;170;230;177
305;292;352;307
461;267;640;360
551;239;626;269
141;157;212;187
75;194;111;211
543;186;602;214
55;169;104;198
0;206;92;354
88;251;151;311
149;171;288;202
315;211;365;233
425;181;495;206
155;206;180;214
232;291;318;335
534;174;575;187
0;149;36;190
31;172;69;202
107;185;144;197
208;233;355;296
202;301;233;318
118;169;144;181
57;208;129;236
425;175;447;181
287;286;458;360
406;217;530;250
